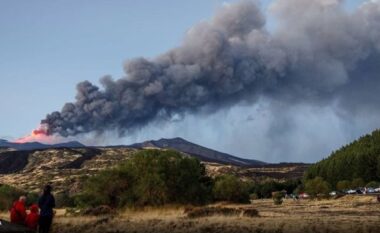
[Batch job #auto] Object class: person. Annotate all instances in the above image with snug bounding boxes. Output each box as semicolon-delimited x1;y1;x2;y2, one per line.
38;185;55;233
25;204;40;231
10;196;27;225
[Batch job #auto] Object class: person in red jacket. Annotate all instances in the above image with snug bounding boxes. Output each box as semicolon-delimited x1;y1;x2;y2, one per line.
25;204;40;231
10;196;27;225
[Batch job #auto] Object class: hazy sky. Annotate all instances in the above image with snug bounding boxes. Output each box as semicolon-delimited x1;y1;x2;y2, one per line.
0;0;373;163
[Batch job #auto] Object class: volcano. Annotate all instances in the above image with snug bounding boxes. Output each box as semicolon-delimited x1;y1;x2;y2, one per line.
127;137;266;167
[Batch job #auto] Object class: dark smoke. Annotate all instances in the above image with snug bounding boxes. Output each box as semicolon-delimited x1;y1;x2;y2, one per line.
42;0;380;137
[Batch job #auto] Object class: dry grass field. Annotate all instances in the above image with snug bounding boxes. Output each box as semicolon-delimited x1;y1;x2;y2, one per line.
1;195;379;233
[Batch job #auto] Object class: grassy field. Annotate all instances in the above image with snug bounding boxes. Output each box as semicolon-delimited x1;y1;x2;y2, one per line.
1;195;379;233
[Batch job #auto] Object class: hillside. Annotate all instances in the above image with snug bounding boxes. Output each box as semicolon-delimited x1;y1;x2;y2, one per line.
305;129;380;186
0;147;307;194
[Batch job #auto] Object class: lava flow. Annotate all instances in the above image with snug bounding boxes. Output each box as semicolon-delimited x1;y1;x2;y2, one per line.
14;124;56;144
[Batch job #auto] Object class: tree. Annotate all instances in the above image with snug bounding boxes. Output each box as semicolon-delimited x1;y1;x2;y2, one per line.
336;180;351;191
351;178;365;189
366;181;380;188
304;177;331;198
213;175;250;203
304;130;380;187
77;149;213;208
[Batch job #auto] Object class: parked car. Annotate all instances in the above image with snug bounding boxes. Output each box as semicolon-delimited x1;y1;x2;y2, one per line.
329;191;337;196
346;189;356;194
367;188;376;193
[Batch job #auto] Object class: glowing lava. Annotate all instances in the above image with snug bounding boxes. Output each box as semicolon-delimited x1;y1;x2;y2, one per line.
14;124;58;144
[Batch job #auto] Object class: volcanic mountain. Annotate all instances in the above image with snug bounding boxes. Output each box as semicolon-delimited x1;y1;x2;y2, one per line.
127;137;266;167
1;137;265;166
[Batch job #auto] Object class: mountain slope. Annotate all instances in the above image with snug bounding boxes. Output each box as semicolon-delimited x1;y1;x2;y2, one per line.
0;147;306;193
305;129;380;186
0;139;84;151
128;137;266;166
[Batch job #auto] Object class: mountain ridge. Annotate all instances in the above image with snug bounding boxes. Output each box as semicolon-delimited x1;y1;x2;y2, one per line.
0;139;85;151
0;137;266;167
126;137;266;166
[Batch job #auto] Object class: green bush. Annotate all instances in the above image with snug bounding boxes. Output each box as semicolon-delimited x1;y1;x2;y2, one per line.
55;191;75;208
351;178;365;188
304;177;331;198
212;175;250;203
272;192;284;205
336;180;351;191
0;184;24;210
250;193;259;200
26;192;39;206
366;181;380;188
78;149;213;208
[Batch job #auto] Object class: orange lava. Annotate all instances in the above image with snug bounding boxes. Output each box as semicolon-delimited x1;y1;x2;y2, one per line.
14;124;56;144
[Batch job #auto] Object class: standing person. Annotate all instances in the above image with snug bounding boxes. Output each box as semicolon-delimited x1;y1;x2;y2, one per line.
10;196;27;225
38;185;55;233
25;204;40;231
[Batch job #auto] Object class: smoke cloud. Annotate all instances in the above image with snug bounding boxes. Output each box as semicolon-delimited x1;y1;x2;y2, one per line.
42;0;380;141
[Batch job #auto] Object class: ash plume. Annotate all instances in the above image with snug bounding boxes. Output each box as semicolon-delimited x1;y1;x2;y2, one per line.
42;0;380;137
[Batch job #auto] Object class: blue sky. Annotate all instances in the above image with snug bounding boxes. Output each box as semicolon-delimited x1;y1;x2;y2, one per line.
1;0;246;138
0;0;369;162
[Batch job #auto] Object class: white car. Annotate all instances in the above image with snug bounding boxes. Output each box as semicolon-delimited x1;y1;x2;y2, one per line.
329;191;337;196
346;189;356;194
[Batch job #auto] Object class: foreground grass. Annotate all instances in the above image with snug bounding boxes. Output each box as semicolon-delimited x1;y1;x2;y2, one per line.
2;196;380;233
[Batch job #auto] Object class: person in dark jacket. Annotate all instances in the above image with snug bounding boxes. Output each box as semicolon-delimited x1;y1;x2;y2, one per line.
38;185;55;233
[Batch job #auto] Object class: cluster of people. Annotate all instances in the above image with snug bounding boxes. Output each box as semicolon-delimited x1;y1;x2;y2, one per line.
9;185;55;233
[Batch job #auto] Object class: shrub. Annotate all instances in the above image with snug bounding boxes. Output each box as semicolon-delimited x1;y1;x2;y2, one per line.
351;178;365;188
213;175;250;203
26;192;39;206
366;181;380;188
55;191;75;208
272;192;284;205
0;184;24;210
250;193;259;200
336;180;351;191
242;208;259;217
304;177;331;198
